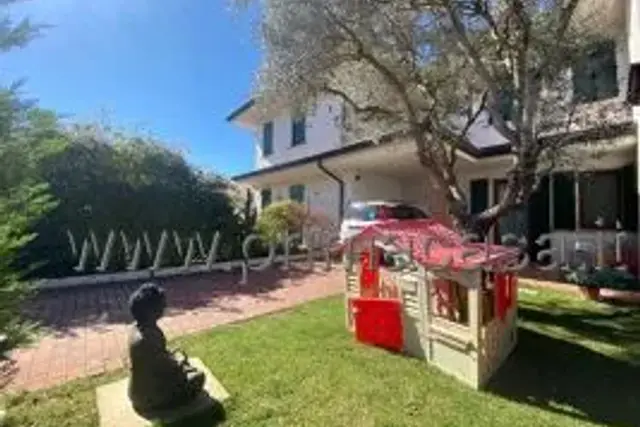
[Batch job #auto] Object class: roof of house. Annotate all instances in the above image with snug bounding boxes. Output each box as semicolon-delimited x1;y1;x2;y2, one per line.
227;96;635;181
226;99;256;122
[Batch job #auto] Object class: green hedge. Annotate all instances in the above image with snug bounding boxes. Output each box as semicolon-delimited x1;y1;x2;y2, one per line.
18;131;253;278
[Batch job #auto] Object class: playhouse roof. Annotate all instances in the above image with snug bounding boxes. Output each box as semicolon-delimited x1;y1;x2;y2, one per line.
344;219;520;271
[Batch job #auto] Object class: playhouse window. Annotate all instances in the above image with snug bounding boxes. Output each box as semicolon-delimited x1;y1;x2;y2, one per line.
431;279;469;326
481;271;496;324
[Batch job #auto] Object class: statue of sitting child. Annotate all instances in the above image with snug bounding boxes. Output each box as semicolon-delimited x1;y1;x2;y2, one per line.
127;282;205;418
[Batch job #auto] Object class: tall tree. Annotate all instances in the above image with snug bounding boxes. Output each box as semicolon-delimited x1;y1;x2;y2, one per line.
235;0;626;235
0;1;61;355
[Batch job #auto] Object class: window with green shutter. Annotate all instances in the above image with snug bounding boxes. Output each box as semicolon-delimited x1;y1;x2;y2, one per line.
291;115;306;146
572;40;619;103
487;88;514;126
262;122;273;156
289;184;305;204
469;179;489;214
261;188;272;209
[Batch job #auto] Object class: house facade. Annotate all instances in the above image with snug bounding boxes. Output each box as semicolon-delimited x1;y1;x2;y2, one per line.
228;0;640;269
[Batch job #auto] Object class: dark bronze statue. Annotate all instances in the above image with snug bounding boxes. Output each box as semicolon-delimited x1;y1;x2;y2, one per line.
127;282;205;418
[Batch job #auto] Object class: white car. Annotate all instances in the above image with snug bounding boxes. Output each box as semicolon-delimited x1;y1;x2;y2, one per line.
339;200;430;243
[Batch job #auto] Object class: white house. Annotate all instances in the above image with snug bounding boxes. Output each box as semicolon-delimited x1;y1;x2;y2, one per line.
228;0;640;271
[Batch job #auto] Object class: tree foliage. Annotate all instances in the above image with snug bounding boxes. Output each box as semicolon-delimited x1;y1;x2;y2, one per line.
22;122;249;277
0;2;59;354
236;0;624;233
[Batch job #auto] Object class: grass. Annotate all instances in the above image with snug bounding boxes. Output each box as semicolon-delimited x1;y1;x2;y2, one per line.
3;288;640;427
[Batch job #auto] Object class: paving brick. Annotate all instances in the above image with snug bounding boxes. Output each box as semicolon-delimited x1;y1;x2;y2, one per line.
2;264;343;391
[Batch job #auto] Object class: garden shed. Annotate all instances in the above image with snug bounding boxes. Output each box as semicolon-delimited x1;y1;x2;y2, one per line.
343;219;520;389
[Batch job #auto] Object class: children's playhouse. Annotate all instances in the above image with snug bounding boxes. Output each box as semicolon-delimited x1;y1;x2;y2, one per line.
343;219;520;389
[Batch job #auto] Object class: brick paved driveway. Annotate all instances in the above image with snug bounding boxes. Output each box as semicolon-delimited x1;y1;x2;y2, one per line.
0;264;343;392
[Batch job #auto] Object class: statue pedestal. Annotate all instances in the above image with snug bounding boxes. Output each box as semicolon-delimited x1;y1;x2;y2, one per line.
96;358;229;427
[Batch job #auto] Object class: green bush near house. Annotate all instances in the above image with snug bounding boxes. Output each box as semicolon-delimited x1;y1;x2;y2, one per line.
255;200;307;244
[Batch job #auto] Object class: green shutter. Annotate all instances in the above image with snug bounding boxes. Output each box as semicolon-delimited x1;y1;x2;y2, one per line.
289;184;305;203
469;179;489;214
262;122;273;156
261;189;272;209
291;116;306;146
498;89;513;121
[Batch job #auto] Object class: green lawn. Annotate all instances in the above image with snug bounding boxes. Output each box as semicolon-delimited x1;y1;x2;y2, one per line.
3;287;640;427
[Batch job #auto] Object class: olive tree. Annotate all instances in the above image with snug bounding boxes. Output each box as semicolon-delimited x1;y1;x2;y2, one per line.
235;0;626;235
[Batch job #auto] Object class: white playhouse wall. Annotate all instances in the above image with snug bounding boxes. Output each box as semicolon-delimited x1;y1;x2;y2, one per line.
345;260;519;390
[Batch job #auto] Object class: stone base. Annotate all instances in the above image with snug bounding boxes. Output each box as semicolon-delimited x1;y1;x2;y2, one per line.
96;358;229;427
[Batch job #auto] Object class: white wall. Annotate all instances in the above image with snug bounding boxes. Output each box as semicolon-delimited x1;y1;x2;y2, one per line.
307;179;341;226
254;97;343;169
400;181;431;214
256;177;341;226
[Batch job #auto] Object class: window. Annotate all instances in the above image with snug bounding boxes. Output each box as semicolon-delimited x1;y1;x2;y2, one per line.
620;164;638;231
260;188;272;209
469;179;489;214
487;89;514;125
291;115;306;146
552;172;576;230
552;169;631;231
572;40;619;103
579;171;619;229
430;278;469;326
493;179;528;244
262;122;273;156
481;271;496;325
289;184;305;204
497;89;514;121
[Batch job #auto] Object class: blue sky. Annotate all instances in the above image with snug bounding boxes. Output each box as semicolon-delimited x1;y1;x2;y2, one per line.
1;0;260;177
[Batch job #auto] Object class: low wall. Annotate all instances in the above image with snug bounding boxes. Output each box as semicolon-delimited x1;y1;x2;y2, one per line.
35;254;311;291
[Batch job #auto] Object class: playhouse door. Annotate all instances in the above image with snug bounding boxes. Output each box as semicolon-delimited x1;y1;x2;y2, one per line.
351;298;403;352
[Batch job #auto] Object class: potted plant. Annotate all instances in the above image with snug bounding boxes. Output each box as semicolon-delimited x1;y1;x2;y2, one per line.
566;270;600;300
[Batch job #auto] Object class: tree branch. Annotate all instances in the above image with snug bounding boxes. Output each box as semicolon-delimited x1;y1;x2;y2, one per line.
442;1;518;143
322;85;398;121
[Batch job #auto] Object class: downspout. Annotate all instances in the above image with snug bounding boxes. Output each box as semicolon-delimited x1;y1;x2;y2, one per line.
317;159;345;221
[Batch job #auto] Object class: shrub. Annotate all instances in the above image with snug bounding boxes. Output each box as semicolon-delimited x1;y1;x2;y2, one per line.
256;201;308;244
0;184;57;356
566;267;638;291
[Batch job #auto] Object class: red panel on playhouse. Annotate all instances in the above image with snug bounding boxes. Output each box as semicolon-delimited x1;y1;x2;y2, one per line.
351;298;403;353
359;249;380;298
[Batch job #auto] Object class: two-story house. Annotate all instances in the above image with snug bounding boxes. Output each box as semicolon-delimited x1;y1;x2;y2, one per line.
228;0;639;269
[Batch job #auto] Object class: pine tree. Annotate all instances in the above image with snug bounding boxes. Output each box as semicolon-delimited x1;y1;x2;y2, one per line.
0;2;59;356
